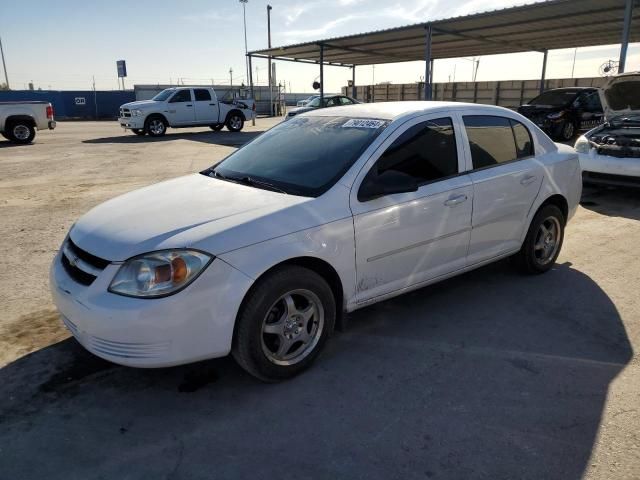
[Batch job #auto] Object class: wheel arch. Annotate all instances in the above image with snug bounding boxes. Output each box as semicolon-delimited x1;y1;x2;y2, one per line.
145;112;168;125
225;108;246;123
234;256;346;338
537;193;569;224
6;114;36;127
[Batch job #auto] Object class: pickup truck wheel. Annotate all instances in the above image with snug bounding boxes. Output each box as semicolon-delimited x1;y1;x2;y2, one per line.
209;124;224;131
132;128;146;136
7;121;36;144
226;114;244;132
232;265;336;382
145;116;167;137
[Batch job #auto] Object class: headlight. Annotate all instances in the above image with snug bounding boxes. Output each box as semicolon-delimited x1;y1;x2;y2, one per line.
109;250;213;298
131;109;143;117
547;111;564;120
574;135;591;154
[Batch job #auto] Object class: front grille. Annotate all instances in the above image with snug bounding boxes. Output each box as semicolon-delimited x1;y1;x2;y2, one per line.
583;171;640;187
60;238;110;286
120;108;131;118
88;336;170;359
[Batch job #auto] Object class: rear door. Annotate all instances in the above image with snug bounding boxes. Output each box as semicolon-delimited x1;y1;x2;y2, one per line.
193;88;220;124
166;89;195;125
351;115;473;303
462;114;543;264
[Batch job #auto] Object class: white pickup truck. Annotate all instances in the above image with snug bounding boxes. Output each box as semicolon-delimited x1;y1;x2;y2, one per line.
118;87;255;137
0;101;56;144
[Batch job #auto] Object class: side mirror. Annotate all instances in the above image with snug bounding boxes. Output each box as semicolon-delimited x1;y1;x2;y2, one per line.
358;170;419;202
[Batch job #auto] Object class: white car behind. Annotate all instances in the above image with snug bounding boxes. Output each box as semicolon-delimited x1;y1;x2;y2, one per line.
575;72;640;187
51;102;581;381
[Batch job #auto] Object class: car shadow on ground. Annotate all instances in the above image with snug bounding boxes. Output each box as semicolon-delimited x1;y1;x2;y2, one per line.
580;185;640;220
0;260;631;479
0;140;32;149
81;129;263;147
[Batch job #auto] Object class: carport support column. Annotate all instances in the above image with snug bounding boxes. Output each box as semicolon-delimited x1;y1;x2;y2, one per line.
248;54;255;126
424;24;433;101
319;44;324;105
539;50;548;96
619;0;634;73
352;65;356;99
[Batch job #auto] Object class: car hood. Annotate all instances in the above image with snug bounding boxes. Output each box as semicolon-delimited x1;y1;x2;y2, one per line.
518;104;563;115
288;106;316;116
120;100;158;109
599;73;640;120
70;174;316;261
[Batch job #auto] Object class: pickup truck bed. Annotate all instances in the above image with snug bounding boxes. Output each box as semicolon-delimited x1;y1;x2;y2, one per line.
0;101;56;144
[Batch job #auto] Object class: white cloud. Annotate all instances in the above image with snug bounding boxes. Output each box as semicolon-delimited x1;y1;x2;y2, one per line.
284;15;359;38
381;0;439;22
181;10;226;23
452;0;535;17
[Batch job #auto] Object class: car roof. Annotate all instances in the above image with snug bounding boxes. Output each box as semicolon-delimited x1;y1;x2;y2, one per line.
305;101;513;121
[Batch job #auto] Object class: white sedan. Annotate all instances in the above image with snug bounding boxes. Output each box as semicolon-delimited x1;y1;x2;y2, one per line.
51;102;582;381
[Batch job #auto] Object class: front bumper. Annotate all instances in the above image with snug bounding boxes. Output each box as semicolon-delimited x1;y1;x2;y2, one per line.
118;117;145;129
50;249;253;367
579;149;640;187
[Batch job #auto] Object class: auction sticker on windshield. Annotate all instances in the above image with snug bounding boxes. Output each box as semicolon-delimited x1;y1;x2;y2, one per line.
342;119;386;129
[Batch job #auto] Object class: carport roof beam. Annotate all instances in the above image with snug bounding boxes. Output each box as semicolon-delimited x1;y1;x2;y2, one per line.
249;0;640;66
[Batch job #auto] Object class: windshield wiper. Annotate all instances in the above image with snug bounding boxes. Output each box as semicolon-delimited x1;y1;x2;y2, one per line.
234;176;288;194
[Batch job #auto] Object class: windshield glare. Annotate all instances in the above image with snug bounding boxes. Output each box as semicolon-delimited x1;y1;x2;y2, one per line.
209;116;388;197
529;90;579;107
152;89;174;101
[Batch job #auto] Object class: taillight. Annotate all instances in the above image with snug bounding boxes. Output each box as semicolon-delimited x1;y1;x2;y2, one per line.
46;105;54;119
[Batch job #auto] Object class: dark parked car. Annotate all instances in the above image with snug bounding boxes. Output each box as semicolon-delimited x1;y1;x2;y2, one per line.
286;94;360;120
518;87;604;142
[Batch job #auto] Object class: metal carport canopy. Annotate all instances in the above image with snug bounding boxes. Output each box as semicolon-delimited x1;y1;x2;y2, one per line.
249;0;639;66
248;0;638;107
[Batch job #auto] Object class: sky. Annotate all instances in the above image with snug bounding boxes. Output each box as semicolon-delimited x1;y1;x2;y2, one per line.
1;0;638;93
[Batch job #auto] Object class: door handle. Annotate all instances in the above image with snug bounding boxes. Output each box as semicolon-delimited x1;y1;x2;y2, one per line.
520;175;537;186
209;103;216;106
186;104;193;107
444;194;468;207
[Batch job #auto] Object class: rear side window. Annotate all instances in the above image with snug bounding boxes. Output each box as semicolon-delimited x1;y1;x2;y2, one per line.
375;117;458;184
464;116;534;169
511;120;534;158
194;89;211;101
170;89;192;103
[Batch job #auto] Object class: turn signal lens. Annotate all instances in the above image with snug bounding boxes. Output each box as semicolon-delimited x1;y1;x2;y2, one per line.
109;250;213;298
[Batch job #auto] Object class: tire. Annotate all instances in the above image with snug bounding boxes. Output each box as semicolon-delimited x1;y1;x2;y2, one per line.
225;113;244;132
514;204;565;274
145;115;167;137
132;128;146;136
7;121;36;144
209;124;224;131
232;265;336;382
554;121;576;142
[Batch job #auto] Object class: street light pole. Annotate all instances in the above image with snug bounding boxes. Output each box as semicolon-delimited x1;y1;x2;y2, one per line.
240;0;249;88
0;35;9;89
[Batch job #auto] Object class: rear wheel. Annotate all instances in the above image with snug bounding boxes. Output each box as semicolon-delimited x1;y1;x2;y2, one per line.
514;204;565;274
132;128;146;136
232;266;336;382
7;121;36;144
226;113;244;132
145;115;167;137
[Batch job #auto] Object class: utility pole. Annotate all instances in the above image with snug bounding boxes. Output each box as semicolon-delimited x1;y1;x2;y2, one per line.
229;67;233;86
267;4;273;116
92;75;98;119
239;0;249;88
0;35;9;89
571;48;577;78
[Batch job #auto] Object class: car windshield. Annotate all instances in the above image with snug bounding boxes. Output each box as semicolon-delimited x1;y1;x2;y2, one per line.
528;90;580;107
307;97;331;108
206;116;388;197
152;89;174;101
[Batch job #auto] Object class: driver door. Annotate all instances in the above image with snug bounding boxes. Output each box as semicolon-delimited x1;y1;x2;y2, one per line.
166;89;195;125
350;115;473;304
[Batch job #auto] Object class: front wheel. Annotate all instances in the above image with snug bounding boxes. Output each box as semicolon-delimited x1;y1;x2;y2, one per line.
514;204;565;274
232;266;336;382
145;116;167;137
226;113;244;132
7;121;36;144
554;121;576;142
132;128;146;136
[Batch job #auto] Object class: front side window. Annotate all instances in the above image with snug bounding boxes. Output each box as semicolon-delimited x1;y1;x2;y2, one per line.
372;117;458;184
209;116;388;197
194;89;211;101
170;89;192;103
